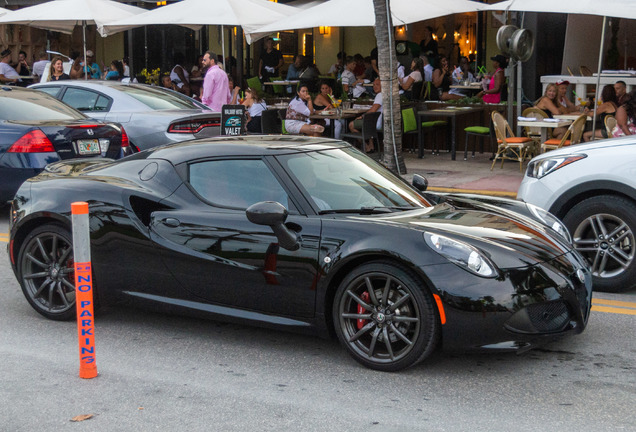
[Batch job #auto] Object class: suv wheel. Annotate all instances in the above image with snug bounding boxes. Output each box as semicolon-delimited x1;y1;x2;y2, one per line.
563;195;636;293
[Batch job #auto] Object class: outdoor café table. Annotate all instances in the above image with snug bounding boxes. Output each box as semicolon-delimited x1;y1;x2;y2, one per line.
262;80;299;86
517;118;572;143
449;83;482;94
553;114;591;122
417;106;484;160
309;108;368;138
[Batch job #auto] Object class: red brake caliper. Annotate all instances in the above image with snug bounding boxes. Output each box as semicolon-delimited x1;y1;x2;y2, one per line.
357;292;370;330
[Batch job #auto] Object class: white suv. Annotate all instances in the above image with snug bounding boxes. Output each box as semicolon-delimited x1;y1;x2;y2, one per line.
517;137;636;293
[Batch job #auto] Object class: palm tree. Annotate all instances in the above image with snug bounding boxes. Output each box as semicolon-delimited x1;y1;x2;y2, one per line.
372;0;406;174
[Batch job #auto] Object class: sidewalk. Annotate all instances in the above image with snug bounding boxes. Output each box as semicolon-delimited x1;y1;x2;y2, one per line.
399;150;524;198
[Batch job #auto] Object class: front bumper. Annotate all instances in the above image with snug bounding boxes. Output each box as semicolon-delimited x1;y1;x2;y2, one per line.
420;249;592;353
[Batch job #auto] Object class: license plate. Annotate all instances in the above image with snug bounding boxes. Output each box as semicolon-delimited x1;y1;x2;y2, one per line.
77;139;101;155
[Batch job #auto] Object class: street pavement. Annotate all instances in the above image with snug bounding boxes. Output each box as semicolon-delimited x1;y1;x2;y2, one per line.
400;150;522;198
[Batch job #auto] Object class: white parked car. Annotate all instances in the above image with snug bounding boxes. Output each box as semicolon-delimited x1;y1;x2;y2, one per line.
517;137;636;293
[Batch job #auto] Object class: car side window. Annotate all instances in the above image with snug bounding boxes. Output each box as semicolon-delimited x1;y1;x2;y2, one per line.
35;86;62;98
61;88;111;112
188;159;293;211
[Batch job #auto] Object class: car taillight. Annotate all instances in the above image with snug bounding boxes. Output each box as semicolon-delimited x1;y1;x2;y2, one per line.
8;130;55;153
120;126;130;148
168;118;221;134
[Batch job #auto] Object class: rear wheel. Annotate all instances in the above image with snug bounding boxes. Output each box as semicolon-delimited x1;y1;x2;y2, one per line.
333;261;439;371
17;224;76;320
563;196;636;293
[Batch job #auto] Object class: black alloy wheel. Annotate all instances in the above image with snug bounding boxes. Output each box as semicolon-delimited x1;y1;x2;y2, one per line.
333;261;439;371
18;224;76;320
564;195;636;293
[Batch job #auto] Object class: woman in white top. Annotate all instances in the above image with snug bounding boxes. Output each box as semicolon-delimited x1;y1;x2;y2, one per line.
285;84;325;136
400;57;423;92
242;87;267;133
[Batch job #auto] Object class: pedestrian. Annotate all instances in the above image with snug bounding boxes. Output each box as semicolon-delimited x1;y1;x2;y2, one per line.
201;50;230;111
614;80;629;106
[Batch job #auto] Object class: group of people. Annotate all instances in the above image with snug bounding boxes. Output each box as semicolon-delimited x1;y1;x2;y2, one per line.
0;47;131;84
535;79;636;141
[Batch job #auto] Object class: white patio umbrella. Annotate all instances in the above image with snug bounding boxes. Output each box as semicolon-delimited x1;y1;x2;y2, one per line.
102;0;300;65
249;0;487;36
0;7;10;17
0;0;146;79
486;0;636;137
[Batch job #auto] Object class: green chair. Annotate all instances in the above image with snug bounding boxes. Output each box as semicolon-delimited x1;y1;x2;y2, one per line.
463;125;492;160
401;107;418;153
418;118;447;158
246;76;262;94
269;76;284;96
277;109;289;134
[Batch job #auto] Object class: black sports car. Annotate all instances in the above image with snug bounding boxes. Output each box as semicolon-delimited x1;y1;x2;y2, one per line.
8;137;592;371
0;86;131;203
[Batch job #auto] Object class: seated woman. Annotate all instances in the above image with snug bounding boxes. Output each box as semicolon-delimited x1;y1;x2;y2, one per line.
432;55;454;101
48;57;70;82
348;78;382;153
285;83;324;137
242;87;267;133
477;54;507;104
228;74;240;104
103;60;124;81
583;84;618;141
399;57;423;100
612;90;636;137
534;83;566;140
313;81;344;139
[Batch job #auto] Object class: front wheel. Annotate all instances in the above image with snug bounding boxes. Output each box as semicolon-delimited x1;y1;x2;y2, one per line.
563;195;636;293
333;261;439;371
17;224;76;320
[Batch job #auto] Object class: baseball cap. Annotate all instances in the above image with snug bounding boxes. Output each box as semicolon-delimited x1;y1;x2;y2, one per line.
86;50;94;57
556;80;570;86
0;49;11;58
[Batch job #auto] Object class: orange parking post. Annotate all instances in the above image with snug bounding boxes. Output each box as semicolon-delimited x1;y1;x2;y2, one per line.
72;202;98;379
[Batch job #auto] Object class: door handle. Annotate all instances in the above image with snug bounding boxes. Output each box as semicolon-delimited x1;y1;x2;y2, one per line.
162;217;181;227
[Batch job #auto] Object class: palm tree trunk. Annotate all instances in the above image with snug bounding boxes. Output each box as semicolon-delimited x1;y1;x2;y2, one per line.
372;0;406;174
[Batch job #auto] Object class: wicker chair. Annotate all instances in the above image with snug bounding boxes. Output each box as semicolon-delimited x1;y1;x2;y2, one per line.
541;114;587;153
491;111;533;171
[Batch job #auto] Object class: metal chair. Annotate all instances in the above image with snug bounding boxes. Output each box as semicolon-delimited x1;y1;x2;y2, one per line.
463;125;492;160
491;111;533;171
341;111;382;153
541;114;587;153
261;108;281;134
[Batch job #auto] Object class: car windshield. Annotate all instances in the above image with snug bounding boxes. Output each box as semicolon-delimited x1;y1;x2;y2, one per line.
0;90;85;121
277;147;431;212
116;85;204;110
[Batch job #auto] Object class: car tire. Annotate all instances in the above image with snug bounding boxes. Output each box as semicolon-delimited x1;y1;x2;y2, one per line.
17;224;77;320
563;195;636;293
333;261;439;371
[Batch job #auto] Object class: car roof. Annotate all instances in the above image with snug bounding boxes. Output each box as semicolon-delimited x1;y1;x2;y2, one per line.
145;136;349;164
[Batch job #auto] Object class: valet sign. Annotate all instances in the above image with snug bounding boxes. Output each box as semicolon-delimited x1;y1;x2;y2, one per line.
221;104;245;136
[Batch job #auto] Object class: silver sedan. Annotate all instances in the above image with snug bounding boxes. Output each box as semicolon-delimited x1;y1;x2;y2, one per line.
29;80;221;151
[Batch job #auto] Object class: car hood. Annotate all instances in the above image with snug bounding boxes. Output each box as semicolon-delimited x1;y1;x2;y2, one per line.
353;201;571;269
531;136;636;160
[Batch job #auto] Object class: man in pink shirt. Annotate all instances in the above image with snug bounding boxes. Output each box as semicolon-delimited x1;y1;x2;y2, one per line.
201;50;230;111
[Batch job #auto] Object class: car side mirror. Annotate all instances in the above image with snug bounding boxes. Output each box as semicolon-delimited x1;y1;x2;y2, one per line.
412;174;428;192
246;201;299;251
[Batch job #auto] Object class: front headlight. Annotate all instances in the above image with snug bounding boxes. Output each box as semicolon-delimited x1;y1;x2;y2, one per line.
526;154;587;179
526;203;572;244
424;232;498;278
